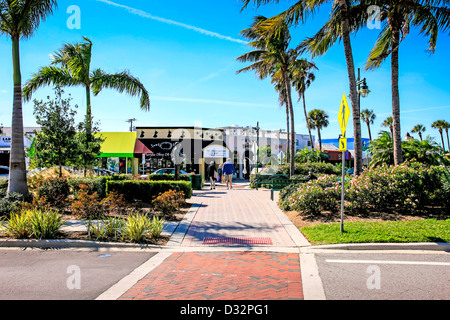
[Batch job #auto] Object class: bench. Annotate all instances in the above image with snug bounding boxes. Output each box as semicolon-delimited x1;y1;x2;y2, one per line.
252;174;308;201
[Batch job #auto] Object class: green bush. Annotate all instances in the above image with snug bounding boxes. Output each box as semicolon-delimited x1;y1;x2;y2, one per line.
284;175;342;216
277;162;340;176
106;180;192;203
147;174;191;182
2;209;65;239
35;177;70;210
347;161;449;215
68;174;133;199
0;193;25;218
0;180;7;198
122;213;165;243
282;161;450;216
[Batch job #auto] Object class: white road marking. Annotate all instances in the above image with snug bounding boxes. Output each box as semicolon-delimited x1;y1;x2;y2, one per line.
326;259;450;266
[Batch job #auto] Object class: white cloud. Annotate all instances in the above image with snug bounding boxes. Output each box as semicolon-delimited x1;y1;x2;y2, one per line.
96;0;248;45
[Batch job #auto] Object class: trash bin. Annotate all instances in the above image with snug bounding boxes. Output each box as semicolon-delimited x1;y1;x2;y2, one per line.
190;174;203;190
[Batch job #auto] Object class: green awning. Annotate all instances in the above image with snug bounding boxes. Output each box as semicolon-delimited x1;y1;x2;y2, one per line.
97;132;137;158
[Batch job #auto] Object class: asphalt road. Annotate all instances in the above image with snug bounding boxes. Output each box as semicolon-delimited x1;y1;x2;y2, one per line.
314;251;450;300
0;249;156;300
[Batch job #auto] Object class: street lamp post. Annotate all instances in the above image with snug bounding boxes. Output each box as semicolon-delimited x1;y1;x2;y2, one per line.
357;68;371;113
253;122;260;173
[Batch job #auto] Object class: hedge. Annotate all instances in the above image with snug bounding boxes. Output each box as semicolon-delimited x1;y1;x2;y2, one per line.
68;175;133;199
146;174;191;182
277;162;341;175
106;180;193;203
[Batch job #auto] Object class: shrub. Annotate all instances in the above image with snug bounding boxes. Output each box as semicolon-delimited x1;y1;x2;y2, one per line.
0;180;7;197
88;216;124;241
106;180;192;203
27;209;65;239
71;183;104;219
2;209;65;239
149;216;165;238
282;161;450;216
146;174;191;182
101;190;128;216
286;175;341;216
2;211;32;239
68;175;133;199
152;190;185;217
122;213;153;243
346;161;449;214
35;177;70;210
277;162;340;176
0;193;25;218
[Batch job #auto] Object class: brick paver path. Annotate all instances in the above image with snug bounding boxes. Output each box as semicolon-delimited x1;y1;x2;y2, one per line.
119;252;303;300
110;184;308;301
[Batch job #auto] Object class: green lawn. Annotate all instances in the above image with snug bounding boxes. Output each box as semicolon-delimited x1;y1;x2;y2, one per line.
300;219;450;246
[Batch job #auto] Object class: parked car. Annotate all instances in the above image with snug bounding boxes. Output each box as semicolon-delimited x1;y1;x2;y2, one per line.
152;168;188;175
0;166;9;180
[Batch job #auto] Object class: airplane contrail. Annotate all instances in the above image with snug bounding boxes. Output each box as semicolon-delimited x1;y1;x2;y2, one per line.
96;0;248;45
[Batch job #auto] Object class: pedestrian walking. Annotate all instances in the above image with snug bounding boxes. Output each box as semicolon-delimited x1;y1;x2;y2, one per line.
222;158;235;190
217;164;223;183
207;161;218;190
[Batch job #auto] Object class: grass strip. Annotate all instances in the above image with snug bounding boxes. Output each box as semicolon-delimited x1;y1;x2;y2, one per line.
301;219;450;246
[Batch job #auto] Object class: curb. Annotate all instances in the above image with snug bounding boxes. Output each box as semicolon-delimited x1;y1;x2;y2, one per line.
0;238;165;250
302;242;450;252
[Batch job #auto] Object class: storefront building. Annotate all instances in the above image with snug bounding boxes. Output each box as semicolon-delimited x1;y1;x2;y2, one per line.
97;132;152;175
136;126;229;178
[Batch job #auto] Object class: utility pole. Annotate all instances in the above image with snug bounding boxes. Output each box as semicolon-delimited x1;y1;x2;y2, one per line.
126;118;137;132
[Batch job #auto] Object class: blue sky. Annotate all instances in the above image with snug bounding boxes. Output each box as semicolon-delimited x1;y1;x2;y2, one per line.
0;0;449;143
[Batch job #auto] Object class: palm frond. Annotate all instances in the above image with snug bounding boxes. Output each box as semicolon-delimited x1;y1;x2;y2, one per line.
90;69;150;111
23;66;79;102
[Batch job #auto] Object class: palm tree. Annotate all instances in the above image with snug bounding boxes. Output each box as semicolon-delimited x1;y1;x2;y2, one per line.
364;1;450;166
0;0;57;196
360;109;376;141
382;117;394;137
308;109;329;152
236;15;297;176
291;58;317;149
368;130;393;168
432;120;448;152
411;124;426;142
23;37;150;141
272;77;291;164
443;121;450;152
240;0;364;176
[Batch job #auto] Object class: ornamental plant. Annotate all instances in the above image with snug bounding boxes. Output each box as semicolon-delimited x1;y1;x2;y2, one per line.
152;189;185;218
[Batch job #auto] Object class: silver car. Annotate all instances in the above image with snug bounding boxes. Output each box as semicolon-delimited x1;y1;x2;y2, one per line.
0;166;9;181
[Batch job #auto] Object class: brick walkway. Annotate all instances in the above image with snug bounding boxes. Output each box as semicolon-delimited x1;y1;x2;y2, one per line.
101;184;311;301
119;252;303;300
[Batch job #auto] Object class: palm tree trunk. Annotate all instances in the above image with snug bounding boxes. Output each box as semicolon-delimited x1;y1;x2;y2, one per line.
85;84;92;139
284;70;295;177
338;0;362;176
439;131;445;152
302;91;314;149
445;129;449;152
285;103;290;164
317;128;322;152
367;121;373;142
84;84;92;177
8;37;28;196
391;27;404;165
418;132;423;142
